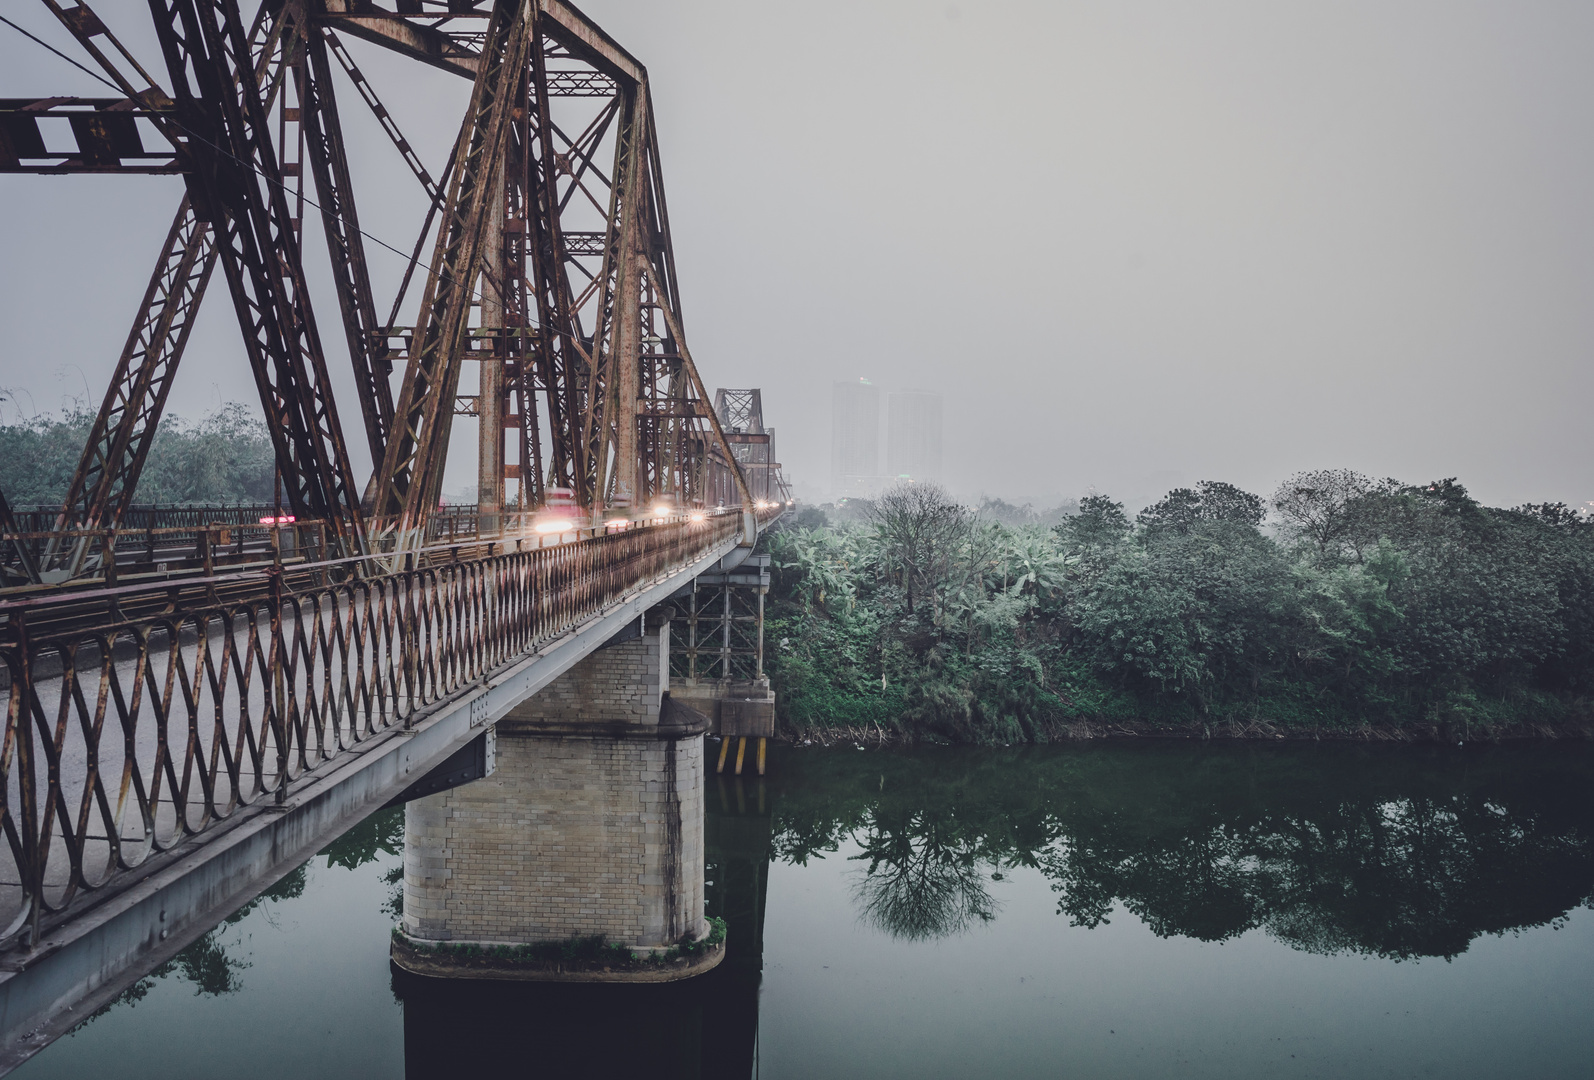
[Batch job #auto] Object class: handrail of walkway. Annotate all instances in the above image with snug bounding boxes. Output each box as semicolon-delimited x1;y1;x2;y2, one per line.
0;511;744;950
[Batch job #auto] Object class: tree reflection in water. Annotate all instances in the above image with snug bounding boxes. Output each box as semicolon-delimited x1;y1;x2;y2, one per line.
72;806;406;1029
772;743;1594;959
851;808;997;940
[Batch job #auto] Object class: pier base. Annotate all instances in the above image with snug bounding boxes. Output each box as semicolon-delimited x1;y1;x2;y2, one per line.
394;615;720;982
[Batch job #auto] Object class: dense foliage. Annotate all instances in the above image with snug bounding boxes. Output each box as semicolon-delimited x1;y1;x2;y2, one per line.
0;404;278;509
764;474;1594;739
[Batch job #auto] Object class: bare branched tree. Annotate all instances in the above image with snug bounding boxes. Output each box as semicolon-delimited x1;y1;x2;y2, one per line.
1272;469;1375;554
869;483;971;618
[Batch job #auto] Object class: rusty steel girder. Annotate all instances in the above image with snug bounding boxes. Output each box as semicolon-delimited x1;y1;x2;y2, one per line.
0;97;179;173
298;23;393;467
37;3;265;577
148;0;365;549
45;203;218;575
368;0;532;546
13;0;758;573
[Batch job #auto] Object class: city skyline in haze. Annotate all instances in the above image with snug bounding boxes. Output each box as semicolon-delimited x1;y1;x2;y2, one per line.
829;380;943;499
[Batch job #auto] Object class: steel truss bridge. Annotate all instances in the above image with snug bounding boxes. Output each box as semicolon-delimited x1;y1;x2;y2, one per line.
0;0;789;1067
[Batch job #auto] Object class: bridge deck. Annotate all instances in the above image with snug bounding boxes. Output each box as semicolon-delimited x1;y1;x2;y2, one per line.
0;510;766;1069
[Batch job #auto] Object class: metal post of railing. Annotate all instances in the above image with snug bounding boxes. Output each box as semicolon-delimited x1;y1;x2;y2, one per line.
270;531;288;804
12;610;41;949
401;550;416;728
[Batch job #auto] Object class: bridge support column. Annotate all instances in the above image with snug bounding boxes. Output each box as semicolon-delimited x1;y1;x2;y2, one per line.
476;165;505;535
394;612;723;981
669;553;778;775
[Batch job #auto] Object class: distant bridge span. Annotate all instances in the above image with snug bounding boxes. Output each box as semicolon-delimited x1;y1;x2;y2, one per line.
0;0;791;1068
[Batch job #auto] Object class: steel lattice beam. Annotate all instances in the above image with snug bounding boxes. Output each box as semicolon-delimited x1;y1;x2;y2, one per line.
46;202;217;573
299;23;392;466
149;0;364;549
0;97;179;173
369;0;532;543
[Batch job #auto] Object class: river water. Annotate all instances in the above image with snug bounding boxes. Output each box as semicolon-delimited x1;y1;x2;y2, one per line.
14;741;1594;1079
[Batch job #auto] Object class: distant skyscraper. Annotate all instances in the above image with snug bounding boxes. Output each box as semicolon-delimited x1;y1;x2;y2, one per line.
831;378;880;495
887;389;943;483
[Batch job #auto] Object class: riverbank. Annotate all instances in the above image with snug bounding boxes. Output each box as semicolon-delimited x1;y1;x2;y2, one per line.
773;713;1594;747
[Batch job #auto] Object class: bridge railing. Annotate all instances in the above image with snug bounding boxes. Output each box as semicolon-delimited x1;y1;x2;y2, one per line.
0;512;740;947
1;520;334;590
4;506;285;536
1;501;773;587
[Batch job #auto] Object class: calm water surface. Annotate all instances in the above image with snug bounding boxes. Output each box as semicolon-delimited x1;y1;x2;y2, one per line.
15;741;1594;1079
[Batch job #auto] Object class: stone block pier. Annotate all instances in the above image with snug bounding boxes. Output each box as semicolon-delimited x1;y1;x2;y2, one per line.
393;610;723;981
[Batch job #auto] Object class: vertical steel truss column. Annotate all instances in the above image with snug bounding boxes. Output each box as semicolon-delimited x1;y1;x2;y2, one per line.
492;53;534;519
580;80;713;516
0;486;40;584
720;579;732;677
522;26;588;505
756;582;766;678
477;163;505;533
149;0;365;551
298;19;392;467
686;587;698;682
605;88;647;513
46;202;217;574
577;78;641;513
371;0;532;546
634;106;705;512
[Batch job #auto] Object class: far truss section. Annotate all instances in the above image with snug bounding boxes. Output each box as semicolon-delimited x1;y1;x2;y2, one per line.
362;0;754;549
714;389;784;505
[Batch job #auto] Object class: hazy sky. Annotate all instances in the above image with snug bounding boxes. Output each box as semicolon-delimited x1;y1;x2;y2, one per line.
2;1;1591;510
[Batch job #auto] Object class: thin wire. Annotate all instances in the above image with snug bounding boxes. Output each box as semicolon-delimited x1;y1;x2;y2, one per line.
0;14;121;91
0;14;435;271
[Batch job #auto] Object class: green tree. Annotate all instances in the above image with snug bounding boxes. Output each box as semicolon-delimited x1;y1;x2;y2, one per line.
0;403;277;510
1059;493;1131;550
1137;480;1265;536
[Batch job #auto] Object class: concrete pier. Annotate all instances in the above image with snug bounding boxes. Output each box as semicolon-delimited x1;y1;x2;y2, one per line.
394;612;722;981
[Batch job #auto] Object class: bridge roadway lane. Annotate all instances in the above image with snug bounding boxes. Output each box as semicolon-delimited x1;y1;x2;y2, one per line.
0;524;751;1073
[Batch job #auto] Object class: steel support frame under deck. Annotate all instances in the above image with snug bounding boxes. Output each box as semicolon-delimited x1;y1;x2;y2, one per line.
0;531;741;1073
